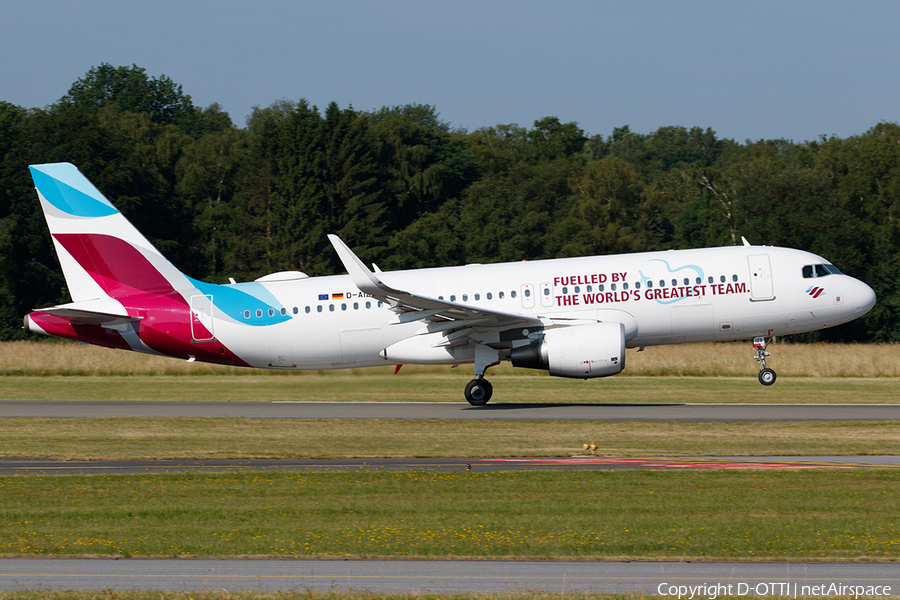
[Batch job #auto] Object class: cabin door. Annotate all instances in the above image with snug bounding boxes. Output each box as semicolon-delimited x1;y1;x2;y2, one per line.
190;295;215;342
747;254;775;300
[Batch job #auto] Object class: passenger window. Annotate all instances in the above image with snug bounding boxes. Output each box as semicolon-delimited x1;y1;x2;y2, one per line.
524;289;531;297
511;290;517;299
635;282;640;289
672;279;677;287
683;278;689;286
474;293;480;301
462;294;468;301
499;291;505;299
243;310;250;319
256;309;263;318
280;308;287;316
353;302;359;310
328;304;334;312
646;280;652;288
599;284;605;292
732;274;738;282
659;280;665;287
293;307;299;315
450;295;456;302
695;277;701;285
305;306;310;314
487;292;492;300
366;301;371;309
562;287;568;294
708;276;714;284
611;283;617;291
341;303;347;311
317;305;323;313
587;285;593;292
720;275;726;283
623;283;629;290
574;286;580;293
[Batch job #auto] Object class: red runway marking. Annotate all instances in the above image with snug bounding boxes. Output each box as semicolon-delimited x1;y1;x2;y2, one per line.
476;457;856;469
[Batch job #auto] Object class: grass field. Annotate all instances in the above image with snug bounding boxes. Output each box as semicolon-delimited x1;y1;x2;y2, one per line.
3;340;900;378
2;418;900;460
2;469;898;561
3;342;899;571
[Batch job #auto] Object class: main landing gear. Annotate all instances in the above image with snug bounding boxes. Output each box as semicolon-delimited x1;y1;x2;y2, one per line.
464;377;493;406
464;344;501;406
753;336;777;386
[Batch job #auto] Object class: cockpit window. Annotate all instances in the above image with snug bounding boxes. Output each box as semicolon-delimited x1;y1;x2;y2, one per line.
803;263;842;278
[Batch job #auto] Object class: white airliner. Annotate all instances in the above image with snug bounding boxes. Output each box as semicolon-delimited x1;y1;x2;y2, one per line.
24;163;876;404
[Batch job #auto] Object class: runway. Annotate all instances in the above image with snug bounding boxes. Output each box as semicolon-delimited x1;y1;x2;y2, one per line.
4;399;900;421
1;558;898;593
3;455;900;476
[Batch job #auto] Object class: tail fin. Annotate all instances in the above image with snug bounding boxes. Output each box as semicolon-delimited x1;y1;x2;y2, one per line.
29;163;190;302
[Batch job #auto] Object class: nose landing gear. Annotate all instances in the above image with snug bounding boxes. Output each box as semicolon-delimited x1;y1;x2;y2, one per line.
753;336;776;385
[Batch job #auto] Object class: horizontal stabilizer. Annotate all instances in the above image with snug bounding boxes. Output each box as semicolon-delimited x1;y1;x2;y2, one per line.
32;300;141;327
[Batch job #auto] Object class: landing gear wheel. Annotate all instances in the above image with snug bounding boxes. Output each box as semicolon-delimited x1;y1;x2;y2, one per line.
758;368;777;386
465;378;493;406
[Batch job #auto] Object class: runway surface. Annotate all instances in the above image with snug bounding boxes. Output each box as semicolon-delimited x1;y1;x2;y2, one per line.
4;399;900;421
2;558;898;593
3;455;900;475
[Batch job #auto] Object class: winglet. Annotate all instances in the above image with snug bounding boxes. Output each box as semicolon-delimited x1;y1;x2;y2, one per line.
328;235;394;297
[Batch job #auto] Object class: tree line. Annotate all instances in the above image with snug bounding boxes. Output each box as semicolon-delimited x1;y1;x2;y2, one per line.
1;64;898;342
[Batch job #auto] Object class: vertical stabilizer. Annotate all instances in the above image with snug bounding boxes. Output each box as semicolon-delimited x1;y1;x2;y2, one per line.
29;163;190;302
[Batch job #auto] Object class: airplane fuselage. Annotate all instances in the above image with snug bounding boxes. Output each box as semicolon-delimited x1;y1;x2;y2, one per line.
28;244;874;370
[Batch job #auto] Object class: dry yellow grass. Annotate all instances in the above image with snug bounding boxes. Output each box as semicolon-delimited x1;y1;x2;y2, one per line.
2;340;899;377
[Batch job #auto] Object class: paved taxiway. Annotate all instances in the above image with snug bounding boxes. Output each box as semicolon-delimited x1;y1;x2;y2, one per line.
4;399;900;420
2;558;898;593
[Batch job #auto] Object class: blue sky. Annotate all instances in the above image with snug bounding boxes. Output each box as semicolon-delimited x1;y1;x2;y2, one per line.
2;0;898;142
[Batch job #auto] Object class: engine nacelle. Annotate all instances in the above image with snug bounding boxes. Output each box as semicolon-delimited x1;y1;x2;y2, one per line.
510;322;625;378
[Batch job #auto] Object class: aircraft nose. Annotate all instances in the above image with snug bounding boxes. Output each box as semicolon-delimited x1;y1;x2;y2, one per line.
852;279;876;316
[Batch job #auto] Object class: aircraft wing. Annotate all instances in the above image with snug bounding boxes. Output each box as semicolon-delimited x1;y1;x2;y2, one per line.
328;235;542;345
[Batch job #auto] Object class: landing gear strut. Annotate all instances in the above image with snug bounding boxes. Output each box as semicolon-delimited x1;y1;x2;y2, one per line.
753;336;777;386
464;344;500;406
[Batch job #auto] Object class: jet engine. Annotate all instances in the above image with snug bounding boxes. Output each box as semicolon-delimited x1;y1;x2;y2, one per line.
510;322;625;378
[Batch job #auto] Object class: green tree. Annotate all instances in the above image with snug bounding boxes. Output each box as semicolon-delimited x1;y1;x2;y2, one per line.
59;63;232;137
368;104;475;230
